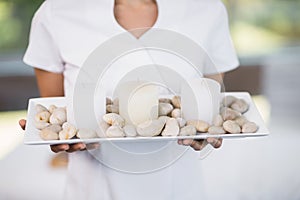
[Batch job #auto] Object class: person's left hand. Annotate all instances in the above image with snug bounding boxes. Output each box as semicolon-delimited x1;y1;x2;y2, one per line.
178;137;222;151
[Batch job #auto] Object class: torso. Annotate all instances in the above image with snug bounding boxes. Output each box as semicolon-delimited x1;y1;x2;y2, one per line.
114;0;158;38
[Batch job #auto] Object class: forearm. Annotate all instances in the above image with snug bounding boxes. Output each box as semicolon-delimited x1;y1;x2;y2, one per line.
204;73;224;85
34;68;64;97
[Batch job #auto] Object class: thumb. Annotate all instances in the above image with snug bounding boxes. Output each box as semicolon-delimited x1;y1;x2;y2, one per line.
19;119;27;130
207;137;223;149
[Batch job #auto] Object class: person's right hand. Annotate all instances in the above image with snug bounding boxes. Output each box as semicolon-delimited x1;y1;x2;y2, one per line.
19;119;86;153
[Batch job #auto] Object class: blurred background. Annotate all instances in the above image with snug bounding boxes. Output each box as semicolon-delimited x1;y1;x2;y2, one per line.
0;0;300;199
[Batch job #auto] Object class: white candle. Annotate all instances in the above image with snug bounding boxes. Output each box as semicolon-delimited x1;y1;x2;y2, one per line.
116;81;158;126
181;78;221;124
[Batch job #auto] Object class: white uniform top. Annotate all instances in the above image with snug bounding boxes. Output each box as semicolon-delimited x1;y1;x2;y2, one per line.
24;0;239;199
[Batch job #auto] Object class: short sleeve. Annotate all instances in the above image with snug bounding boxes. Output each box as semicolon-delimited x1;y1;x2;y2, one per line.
23;1;64;73
203;1;239;75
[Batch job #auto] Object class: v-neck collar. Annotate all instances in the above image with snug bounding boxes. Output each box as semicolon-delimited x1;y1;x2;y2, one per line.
109;0;162;40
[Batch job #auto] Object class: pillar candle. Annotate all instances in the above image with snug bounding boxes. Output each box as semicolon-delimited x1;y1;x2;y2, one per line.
181;78;221;124
117;81;158;126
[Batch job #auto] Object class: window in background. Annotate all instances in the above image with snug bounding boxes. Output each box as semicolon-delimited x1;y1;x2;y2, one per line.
0;0;42;111
0;0;43;53
223;0;300;126
224;0;300;56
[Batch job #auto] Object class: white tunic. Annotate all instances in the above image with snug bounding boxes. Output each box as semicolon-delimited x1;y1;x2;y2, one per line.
24;0;239;199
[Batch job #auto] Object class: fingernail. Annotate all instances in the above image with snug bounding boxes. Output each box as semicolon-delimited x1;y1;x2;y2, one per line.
207;138;214;144
80;144;86;150
59;144;68;150
183;140;191;145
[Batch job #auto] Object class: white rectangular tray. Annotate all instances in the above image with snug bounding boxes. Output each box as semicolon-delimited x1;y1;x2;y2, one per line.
24;92;269;145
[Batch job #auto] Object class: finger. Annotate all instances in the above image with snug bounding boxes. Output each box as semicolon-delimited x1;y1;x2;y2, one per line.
19;119;27;130
207;137;223;149
190;140;208;151
86;143;101;150
66;143;86;153
177;139;183;145
180;139;207;151
51;144;70;153
182;139;194;146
